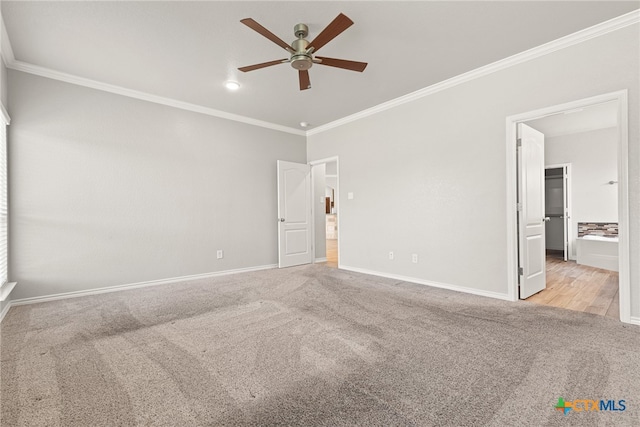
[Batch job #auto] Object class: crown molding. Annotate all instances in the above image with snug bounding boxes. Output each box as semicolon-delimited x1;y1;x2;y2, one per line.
307;9;640;136
1;8;638;138
7;60;305;136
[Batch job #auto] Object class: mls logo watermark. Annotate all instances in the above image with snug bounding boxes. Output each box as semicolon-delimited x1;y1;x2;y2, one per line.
555;397;627;415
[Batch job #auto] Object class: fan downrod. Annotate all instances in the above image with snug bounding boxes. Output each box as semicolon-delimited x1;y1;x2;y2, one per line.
293;24;308;38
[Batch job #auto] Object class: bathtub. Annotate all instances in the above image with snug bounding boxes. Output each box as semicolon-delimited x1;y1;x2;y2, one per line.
576;235;619;271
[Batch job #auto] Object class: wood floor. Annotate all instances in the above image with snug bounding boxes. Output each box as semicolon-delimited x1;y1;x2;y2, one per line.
326;239;338;268
321;243;617;318
527;254;619;319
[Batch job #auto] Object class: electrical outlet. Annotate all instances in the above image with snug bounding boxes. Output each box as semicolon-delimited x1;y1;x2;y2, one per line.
217;250;224;259
412;253;418;263
389;251;394;260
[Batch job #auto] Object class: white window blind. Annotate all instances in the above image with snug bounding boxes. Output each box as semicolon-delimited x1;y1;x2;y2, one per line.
0;121;7;285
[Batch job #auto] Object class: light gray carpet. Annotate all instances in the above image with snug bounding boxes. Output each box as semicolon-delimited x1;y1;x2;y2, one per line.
1;264;639;426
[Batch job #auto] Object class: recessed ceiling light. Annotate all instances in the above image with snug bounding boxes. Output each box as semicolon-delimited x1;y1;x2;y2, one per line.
225;81;240;91
299;121;310;128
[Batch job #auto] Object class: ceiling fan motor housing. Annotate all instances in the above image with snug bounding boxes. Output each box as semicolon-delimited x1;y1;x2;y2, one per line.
290;36;312;70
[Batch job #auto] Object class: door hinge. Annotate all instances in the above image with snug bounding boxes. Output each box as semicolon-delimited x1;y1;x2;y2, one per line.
516;138;522;147
517;203;522;211
518;267;524;276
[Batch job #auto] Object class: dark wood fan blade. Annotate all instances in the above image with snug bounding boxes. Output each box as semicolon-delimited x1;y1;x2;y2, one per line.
240;18;292;51
308;13;353;53
238;59;287;72
299;70;311;90
315;56;367;72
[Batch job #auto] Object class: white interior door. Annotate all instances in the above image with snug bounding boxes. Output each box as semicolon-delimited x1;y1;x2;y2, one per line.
277;160;312;268
518;123;546;299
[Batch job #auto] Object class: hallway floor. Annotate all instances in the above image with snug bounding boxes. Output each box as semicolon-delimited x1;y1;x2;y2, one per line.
527;254;619;319
326;239;338;268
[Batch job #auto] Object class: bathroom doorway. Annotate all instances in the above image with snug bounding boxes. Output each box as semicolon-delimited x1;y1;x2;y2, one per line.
522;102;619;318
506;91;629;322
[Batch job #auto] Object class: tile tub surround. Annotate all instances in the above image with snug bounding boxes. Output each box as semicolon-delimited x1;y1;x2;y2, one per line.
578;222;618;237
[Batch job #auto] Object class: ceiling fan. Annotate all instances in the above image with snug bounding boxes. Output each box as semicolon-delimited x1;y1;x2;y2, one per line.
238;13;368;90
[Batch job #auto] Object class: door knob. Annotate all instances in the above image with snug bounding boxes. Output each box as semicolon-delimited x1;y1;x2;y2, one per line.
544;217;551;222
279;218;285;222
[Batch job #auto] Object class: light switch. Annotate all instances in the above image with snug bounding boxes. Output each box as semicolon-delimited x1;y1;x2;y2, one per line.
348;192;354;200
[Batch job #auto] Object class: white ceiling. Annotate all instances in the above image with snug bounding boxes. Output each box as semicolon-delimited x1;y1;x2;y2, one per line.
2;1;637;131
526;100;618;138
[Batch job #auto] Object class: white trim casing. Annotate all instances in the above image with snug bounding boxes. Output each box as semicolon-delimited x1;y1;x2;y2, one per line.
505;90;631;323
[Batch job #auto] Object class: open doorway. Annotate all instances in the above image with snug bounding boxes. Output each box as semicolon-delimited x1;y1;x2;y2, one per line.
310;157;339;268
544;164;571;262
523;102;619;318
506;91;630;323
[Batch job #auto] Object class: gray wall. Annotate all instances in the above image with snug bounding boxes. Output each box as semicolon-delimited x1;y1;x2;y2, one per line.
8;71;306;300
307;25;639;316
325;161;337;176
546;127;618;258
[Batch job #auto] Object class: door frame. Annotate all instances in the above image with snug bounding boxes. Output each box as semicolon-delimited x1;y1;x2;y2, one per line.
545;163;573;261
309;156;340;268
505;90;630;323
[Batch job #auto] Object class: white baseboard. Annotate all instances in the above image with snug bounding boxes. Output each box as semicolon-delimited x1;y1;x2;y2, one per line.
4;263;637;327
314;257;327;263
339;265;512;301
7;264;278;309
